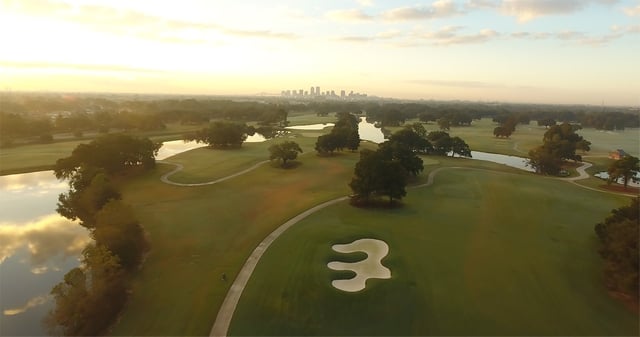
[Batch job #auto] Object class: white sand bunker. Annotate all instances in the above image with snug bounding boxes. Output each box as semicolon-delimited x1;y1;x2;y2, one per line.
327;238;391;292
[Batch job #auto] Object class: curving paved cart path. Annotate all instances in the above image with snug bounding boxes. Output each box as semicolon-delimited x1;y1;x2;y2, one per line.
209;196;349;336
159;160;270;187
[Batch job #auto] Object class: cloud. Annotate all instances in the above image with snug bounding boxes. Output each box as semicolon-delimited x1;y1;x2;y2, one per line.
417;26;500;45
333;30;404;43
508;25;638;45
500;0;620;22
5;0;298;43
0;61;168;74
3;295;50;316
326;9;373;22
356;0;375;6
464;0;500;9
408;79;527;89
623;4;640;16
382;0;463;21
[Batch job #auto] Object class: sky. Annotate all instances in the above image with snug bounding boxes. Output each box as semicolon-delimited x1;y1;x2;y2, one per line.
0;0;639;105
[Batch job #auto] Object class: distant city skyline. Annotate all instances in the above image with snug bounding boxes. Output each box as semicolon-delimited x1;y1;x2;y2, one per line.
0;0;639;106
281;85;368;99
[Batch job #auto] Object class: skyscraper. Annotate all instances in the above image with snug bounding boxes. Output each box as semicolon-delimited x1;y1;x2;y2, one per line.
315;86;320;96
310;87;315;96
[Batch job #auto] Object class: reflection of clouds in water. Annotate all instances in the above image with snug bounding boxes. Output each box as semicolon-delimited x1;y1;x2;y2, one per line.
3;294;50;316
0;214;90;270
0;171;66;194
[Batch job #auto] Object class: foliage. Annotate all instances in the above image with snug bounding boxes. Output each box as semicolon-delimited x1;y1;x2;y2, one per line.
607;155;639;189
450;136;472;158
527;146;564;175
185;121;250;148
268;141;303;168
594;198;639;302
527;122;591;175
315;134;339;155
437;118;451;131
93;200;148;270
349;149;408;205
57;172;121;229
46;245;127;336
54;133;161;179
315;113;360;155
49;135;152;335
378;141;424;176
493;115;517;138
426;131;453;156
388;127;432;154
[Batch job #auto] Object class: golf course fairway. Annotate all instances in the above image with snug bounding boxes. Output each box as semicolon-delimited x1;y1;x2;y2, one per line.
229;167;637;336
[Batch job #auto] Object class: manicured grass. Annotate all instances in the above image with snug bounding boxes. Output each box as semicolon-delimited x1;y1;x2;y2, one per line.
109;140;378;335
229;168;637;336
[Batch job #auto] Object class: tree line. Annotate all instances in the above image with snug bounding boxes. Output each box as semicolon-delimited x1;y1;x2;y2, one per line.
3;92;637;147
46;134;159;335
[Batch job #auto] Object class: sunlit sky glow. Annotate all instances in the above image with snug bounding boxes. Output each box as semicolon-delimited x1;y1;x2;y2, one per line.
0;0;639;105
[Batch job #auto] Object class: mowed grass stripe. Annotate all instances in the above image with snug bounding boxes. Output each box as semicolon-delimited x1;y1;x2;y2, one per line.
228;168;637;336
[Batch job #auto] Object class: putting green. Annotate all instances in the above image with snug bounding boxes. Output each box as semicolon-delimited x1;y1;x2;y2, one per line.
229;168;638;336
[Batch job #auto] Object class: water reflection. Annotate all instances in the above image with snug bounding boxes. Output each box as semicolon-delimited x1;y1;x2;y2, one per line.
0;172;90;335
156;140;206;160
0;213;90;268
4;295;50;316
286;123;334;130
594;171;640;187
358;117;386;144
468;151;535;172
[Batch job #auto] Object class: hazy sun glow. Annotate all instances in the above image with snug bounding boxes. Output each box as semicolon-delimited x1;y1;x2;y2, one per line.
1;0;639;105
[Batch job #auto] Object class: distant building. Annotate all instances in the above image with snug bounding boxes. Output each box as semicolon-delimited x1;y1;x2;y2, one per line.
340;90;345;98
310;87;315;96
609;149;629;160
316;86;320;96
299;89;304;96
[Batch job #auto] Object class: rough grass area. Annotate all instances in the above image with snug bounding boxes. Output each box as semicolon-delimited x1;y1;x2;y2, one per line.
229;168;638;336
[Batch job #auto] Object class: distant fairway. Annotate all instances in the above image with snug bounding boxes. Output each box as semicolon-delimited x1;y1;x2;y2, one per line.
229;168;637;336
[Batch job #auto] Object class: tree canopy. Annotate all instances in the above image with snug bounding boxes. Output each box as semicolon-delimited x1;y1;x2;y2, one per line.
54;134;160;179
269;141;303;168
527;122;591;175
594;198;639;303
315;113;360;155
185;121;251;148
349;149;408;205
607;155;639;189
